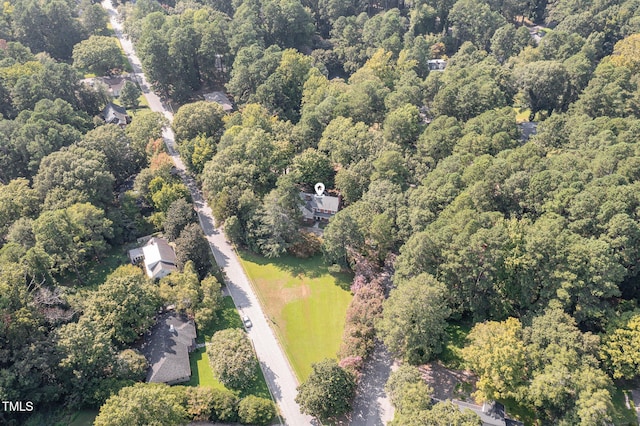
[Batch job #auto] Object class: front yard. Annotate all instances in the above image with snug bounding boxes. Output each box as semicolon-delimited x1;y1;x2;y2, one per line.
188;296;271;399
238;251;353;380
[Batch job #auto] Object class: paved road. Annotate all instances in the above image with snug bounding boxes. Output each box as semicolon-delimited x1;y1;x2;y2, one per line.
102;2;313;424
350;342;396;426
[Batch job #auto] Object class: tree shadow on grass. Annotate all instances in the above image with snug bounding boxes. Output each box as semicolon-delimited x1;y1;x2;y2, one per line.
239;250;352;289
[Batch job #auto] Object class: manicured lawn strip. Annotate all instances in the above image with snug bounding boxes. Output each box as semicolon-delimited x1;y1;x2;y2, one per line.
186;347;225;389
238;251;352;380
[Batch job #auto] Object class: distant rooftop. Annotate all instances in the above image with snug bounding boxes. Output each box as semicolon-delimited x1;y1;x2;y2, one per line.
203;91;233;112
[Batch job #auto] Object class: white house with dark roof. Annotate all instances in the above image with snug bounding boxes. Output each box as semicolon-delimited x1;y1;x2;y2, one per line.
129;237;178;280
299;192;341;223
140;312;196;385
102;102;131;128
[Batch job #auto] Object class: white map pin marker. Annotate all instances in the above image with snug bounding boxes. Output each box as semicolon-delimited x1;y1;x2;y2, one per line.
314;182;325;197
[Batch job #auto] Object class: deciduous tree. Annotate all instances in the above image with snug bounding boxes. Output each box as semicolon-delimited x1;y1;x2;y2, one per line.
377;274;450;364
207;329;258;389
295;359;356;422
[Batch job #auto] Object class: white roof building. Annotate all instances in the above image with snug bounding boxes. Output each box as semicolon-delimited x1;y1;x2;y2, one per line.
129;237;178;280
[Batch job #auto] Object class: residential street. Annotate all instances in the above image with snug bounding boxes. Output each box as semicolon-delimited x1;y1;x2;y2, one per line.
102;2;313;424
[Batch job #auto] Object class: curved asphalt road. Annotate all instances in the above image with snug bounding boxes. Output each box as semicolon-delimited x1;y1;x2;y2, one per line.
101;2;313;424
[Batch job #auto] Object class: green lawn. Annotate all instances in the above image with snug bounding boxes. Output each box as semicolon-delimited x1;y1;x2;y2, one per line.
186;347;226;389
67;410;98;426
197;296;243;343
60;246;128;288
188;297;271;400
238;251;353;380
440;322;472;370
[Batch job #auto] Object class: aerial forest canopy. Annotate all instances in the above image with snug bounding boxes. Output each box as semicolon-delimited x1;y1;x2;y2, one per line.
1;0;640;424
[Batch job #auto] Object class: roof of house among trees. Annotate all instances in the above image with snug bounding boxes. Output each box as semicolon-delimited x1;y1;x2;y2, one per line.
141;237;178;279
140;312;197;384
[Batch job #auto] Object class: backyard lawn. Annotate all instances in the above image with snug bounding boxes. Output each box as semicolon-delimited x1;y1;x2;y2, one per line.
238;251;353;380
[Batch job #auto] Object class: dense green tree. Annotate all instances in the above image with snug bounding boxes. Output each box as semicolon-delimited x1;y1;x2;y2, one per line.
262;0;315;49
430;46;510;121
227;45;283;104
377;274;450;364
515;61;572;119
371;151;410;187
79;0;108;35
0;178;39;240
250;178;302;257
82;265;161;345
238;395;277;425
94;383;187;426
175;223;212;279
125;110;166;160
79;124;143;185
56;319;120;407
33;145;115;209
12;0;84;60
291;148;335;189
207;328;258;389
253;49;313;122
73;36;124;75
390;400;482;426
32;203;113;277
461;318;527;402
295;359;356;422
602;314;640;380
163;198;197;241
449;0;505;50
385;365;427;408
383;104;422;148
159;262;200;315
173;101;226;144
119;81;142;110
322;208;365;268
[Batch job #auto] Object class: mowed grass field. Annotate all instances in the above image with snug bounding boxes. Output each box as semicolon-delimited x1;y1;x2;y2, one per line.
238;251;353;380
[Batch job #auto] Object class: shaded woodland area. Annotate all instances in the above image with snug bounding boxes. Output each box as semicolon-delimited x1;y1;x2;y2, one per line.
1;0;640;424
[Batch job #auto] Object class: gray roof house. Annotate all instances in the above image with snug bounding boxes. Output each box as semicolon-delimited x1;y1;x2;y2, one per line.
140;312;197;385
102;102;131;127
441;400;523;426
128;237;178;280
299;192;340;223
203;91;233;112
